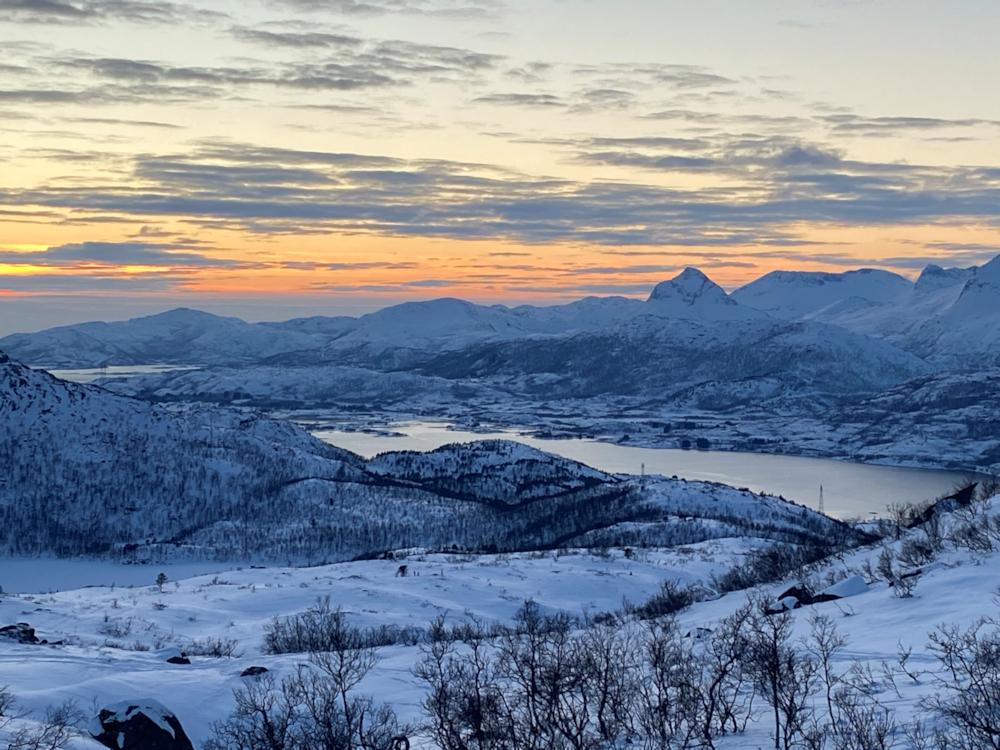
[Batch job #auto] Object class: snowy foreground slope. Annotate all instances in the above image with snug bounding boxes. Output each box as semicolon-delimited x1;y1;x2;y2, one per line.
0;351;854;560
2;497;998;749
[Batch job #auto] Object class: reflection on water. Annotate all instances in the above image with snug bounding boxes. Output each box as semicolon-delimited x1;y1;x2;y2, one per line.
315;422;978;519
48;364;198;383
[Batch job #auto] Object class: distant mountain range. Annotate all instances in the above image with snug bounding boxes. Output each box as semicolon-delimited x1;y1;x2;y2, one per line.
2;256;998;474
3;257;996;370
0;351;855;560
732;255;1000;366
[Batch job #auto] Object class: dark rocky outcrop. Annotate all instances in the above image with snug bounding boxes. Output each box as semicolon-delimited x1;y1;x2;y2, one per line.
90;700;194;750
0;623;39;644
765;576;869;615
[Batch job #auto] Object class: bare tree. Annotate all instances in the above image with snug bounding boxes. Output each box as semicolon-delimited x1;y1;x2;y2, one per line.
744;606;819;750
922;617;1000;750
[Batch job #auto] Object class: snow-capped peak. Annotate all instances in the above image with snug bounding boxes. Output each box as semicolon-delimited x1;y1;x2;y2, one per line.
645;268;765;321
648;267;720;304
914;264;974;293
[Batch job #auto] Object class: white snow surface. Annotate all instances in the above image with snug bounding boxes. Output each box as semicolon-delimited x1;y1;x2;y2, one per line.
2;499;1000;749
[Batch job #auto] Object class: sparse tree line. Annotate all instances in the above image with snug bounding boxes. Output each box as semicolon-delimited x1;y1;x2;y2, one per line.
4;597;998;750
0;427;851;563
206;596;1000;750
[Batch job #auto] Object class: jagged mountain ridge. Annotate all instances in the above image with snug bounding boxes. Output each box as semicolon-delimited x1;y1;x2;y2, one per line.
418;315;930;399
0;352;856;560
4;258;996;373
0;267;787;368
733;256;1000;366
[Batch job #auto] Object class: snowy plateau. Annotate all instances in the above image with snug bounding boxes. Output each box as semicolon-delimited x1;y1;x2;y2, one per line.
1;258;1000;749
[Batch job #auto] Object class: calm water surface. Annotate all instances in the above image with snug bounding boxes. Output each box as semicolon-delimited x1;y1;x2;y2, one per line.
49;364;198;383
315;422;978;520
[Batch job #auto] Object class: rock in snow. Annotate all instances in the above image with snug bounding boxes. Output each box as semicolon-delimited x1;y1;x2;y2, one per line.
0;623;39;644
820;575;869;599
90;700;194;750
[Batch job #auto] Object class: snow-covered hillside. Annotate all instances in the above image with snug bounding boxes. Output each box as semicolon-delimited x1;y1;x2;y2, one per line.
0;352;854;561
6;259;999;478
419;315;929;399
0;308;328;368
2;492;998;749
734;256;1000;366
731;268;912;319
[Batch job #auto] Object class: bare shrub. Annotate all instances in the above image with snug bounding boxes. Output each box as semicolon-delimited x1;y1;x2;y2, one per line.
185;636;243;658
414;617;512;750
5;701;81;750
207;654;403;750
634;617;702;749
715;543;832;593
264;596;420;655
630;580;694;620
97;616;134;638
897;537;936;568
745;605;819;750
922;617;1000;750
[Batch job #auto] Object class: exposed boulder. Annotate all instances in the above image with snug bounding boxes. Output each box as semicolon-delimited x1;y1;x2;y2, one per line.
158;648;190;665
90;700;194;750
906;484;978;529
0;623;39;644
819;575;868;600
765;576;869;615
240;666;269;678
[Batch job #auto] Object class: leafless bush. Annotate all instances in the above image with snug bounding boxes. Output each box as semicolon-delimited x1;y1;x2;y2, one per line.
877;548;916;599
97;616;134;638
977;475;1000;502
185;636;243;658
922;617;1000;750
898;537;936;568
634;617;702;748
715;543;833;594
416;602;645;750
0;685;16;732
744;604;820;750
415;617;508;750
629;580;694;620
264;596;420;655
828;688;898;750
207;653;403;750
5;701;81;750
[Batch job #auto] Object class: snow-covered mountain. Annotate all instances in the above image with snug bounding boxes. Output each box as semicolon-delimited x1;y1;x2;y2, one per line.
732;255;1000;366
648;267;768;320
0;352;855;560
4;259;998;372
731;268;912;319
0;308;328;368
0;268;768;368
419;315;929;400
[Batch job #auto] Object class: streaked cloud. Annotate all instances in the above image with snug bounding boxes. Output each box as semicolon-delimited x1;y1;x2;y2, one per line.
0;240;248;268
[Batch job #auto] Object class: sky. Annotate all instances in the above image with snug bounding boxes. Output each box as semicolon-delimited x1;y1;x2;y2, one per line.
1;0;999;333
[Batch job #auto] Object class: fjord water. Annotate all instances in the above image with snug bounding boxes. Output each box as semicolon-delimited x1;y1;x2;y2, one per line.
315;422;977;519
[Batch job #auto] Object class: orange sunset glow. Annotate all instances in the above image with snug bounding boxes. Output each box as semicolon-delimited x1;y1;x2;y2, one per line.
2;1;999;333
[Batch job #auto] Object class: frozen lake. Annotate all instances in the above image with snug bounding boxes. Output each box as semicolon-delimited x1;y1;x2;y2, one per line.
315;422;979;520
48;364;198;383
0;559;243;594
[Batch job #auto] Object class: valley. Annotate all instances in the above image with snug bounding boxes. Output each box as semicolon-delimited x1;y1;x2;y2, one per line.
2;258;999;749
